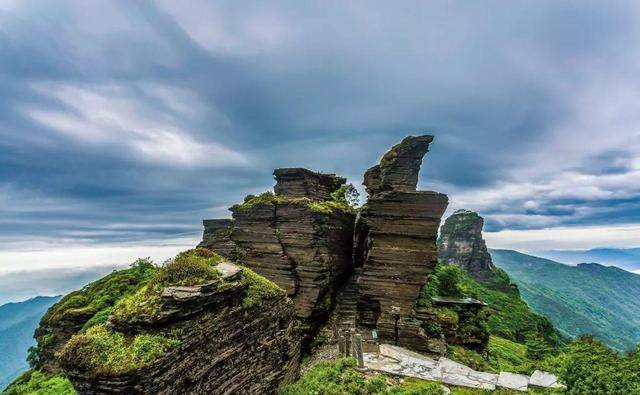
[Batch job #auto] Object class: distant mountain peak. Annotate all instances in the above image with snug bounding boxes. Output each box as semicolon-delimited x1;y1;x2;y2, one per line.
438;209;495;280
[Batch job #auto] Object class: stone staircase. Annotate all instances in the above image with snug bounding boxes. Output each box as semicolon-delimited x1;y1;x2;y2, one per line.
334;268;361;329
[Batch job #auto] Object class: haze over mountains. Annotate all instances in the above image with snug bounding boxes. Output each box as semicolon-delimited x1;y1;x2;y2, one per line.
0;296;60;390
491;249;640;351
535;248;640;273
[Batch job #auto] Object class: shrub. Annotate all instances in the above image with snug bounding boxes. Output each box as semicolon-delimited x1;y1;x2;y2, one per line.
2;370;75;395
330;183;360;208
154;253;221;286
555;336;640;394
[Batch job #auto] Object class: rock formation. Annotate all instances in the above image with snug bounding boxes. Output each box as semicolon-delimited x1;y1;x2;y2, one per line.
32;252;300;395
197;219;236;260
438;209;496;280
63;259;298;394
353;135;450;351
201;168;355;338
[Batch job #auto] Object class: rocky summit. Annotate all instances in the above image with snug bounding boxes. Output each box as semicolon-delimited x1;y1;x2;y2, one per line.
354;136;452;351
200;135;489;356
438;209;496;281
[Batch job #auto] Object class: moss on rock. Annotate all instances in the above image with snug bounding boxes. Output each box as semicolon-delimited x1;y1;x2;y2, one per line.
58;324;180;375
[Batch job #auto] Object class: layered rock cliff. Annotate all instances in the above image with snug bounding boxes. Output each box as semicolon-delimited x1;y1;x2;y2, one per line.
30;250;300;395
201;168;355;338
438;209;496;281
353;136;452;351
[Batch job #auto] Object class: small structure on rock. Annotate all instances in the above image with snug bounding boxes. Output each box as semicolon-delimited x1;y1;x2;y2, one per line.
438;209;496;281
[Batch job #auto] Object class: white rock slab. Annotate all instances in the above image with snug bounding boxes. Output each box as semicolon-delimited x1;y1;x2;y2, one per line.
379;344;438;368
440;372;496;390
217;261;242;279
437;358;474;375
529;370;566;389
497;372;529;392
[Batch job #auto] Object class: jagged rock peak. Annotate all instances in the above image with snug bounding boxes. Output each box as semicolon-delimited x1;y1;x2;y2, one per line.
438;209;495;280
273;167;346;200
363;135;433;195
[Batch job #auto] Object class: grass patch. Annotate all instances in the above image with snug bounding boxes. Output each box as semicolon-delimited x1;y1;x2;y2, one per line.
58;324;180;375
110;249;224;323
41;259;155;328
232;190;356;214
280;357;446;395
241;267;286;309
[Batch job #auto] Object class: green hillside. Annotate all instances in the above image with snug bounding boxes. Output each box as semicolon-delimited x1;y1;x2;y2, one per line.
491;249;640;351
0;297;60;390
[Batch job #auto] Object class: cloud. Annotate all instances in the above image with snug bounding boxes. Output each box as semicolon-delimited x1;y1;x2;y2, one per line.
485;224;640;252
25;82;248;167
2;0;640;288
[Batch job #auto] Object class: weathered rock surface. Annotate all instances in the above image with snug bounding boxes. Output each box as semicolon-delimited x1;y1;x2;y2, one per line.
63;264;300;395
365;344;564;392
197;219;236;260
201;168;355;338
274;168;346;200
354;135;449;351
497;372;529;392
438;209;495;281
363;135;433;195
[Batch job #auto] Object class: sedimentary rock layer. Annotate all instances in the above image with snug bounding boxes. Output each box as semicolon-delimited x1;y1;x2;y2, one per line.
201;168;355;337
197;219;236;260
274;168;346;200
230;201;354;334
63;267;300;395
354;135;450;351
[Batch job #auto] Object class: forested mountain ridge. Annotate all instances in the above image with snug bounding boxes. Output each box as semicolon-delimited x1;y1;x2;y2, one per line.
491;249;640;351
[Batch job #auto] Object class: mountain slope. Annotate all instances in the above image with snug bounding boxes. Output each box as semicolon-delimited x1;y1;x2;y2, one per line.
491;249;640;351
0;296;60;390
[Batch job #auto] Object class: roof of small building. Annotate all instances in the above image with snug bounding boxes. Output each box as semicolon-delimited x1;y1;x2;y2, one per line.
431;296;488;306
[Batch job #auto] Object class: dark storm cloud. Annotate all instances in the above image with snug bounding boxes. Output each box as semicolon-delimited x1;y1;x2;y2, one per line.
1;0;639;254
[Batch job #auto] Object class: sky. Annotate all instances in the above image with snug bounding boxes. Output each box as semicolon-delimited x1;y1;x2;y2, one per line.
2;1;640;301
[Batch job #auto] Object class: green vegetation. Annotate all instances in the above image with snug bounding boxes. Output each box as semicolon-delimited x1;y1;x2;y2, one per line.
58;324;180;375
551;336;640;394
240;267;286;309
448;336;540;375
491;249;640;351
153;248;222;286
418;263;557;351
330;183;360;207
40;259;155;331
457;267;558;348
110;249;223;323
2;370;75;395
232;188;358;214
279;358;445;395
